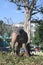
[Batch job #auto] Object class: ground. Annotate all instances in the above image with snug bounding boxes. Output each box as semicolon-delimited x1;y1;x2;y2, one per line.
0;52;43;65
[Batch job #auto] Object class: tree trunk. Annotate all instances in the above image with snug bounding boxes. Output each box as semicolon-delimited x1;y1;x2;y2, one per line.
24;7;31;43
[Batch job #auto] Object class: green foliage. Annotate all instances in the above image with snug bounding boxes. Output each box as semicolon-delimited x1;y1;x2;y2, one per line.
33;26;41;46
40;43;43;50
33;21;43;46
38;21;43;42
0;20;4;35
0;20;12;36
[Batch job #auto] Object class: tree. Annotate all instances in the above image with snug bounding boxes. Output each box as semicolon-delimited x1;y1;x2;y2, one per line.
33;27;41;46
38;21;43;42
33;20;43;46
0;20;3;35
8;0;43;43
0;20;12;36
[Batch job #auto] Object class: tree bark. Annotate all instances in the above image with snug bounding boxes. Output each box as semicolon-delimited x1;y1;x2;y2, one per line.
24;7;31;43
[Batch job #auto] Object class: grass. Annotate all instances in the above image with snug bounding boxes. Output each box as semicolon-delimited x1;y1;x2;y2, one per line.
0;51;43;65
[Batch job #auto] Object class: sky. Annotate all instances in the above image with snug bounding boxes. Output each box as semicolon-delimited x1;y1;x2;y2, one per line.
0;0;43;24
